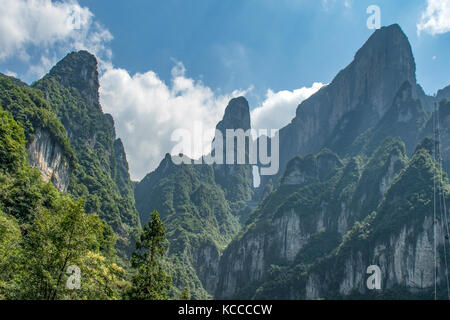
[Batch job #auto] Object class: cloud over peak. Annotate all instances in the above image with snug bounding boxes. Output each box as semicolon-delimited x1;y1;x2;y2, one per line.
100;62;249;180
417;0;450;36
251;82;324;132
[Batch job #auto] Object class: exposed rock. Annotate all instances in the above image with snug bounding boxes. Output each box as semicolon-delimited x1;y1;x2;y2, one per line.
27;128;71;192
281;150;342;185
260;24;418;190
437;84;450;102
213;96;253;202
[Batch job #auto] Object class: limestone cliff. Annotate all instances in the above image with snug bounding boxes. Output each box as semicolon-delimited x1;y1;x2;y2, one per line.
27;128;71;192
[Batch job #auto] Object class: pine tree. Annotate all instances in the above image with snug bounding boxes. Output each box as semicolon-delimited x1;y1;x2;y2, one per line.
179;286;190;300
128;211;172;300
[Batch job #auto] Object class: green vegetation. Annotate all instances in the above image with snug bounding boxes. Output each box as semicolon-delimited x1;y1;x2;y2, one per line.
0;75;74;164
127;211;172;300
33;51;141;256
135;161;242;299
0;108;128;299
244;135;450;300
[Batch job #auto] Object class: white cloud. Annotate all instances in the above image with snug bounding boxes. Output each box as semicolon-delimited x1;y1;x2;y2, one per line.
417;0;450;36
0;0;112;79
3;70;18;78
251;82;324;133
100;62;249;180
0;0;324;182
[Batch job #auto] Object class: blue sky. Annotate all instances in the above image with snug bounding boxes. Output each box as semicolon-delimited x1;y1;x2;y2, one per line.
78;0;448;98
0;0;449;179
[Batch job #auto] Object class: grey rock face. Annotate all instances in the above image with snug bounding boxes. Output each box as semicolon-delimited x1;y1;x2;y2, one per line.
193;243;221;294
27;128;71;192
364;81;428;155
307;216;445;299
215;97;251;133
216;206;326;299
437;84;450;102
213;96;253;202
262;24;417;189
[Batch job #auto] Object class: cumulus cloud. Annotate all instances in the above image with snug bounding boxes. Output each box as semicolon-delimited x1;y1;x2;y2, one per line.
100;62;249;180
251;82;324;133
1;0;324;182
417;0;450;36
0;0;112;79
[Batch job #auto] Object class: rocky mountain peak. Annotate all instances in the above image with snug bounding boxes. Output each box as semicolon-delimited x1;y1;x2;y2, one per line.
267;24;419;191
216;96;251;133
47;50;100;108
354;24;415;80
437;84;450;102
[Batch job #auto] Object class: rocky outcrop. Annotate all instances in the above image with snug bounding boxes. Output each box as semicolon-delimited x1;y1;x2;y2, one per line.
34;50;141;257
306;215;445;299
362;81;428;155
281;150;343;186
215;97;251;133
259;24;419;190
134;96;257;298
437;84;450;102
215;137;414;299
27;128;71;192
213;97;254;203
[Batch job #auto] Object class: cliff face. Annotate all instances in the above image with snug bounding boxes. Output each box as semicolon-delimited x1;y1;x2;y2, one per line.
261;24;418;190
0;73;75;194
215;25;449;300
27;128;71;192
437;85;450;102
134;97;255;299
304;148;447;300
33;51;141;257
213;97;254;203
217;138;447;299
216;140;406;299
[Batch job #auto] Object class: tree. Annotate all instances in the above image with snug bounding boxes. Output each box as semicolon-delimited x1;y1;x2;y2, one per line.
128;210;172;300
0;209;22;299
179;286;190;300
12;195;124;300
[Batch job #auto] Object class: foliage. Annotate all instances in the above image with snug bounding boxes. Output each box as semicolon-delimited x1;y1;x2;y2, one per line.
135;160;242;298
0;110;127;300
179;286;191;300
127;211;172;300
0;76;74;164
33;51;141;256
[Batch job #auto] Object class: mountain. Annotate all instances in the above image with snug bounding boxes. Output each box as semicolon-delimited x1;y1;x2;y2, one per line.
213;97;254;204
134;97;254;298
437;85;450;102
0;73;73;192
32;51;141;256
215;24;450;299
1;22;449;300
242;143;449;299
352;81;429;156
259;24;424;192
